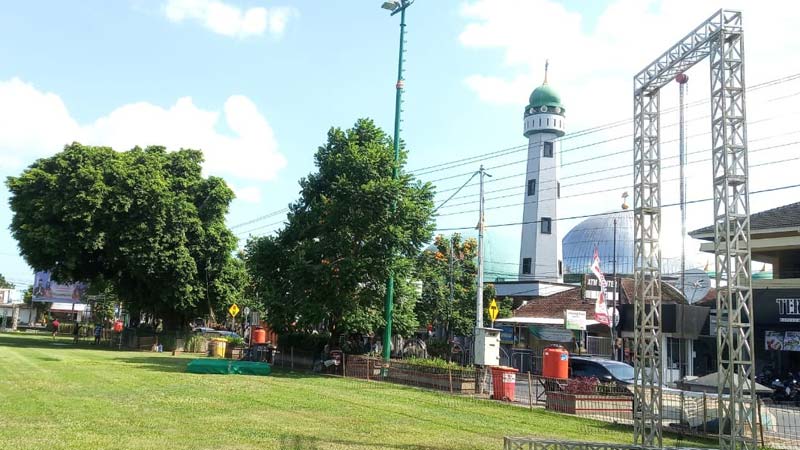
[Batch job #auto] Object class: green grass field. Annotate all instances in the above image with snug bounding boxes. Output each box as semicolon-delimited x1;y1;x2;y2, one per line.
0;333;712;450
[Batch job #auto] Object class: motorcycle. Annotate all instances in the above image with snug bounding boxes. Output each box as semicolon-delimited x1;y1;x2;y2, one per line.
771;375;800;403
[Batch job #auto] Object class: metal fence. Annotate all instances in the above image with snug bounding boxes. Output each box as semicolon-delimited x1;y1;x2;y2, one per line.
264;347;799;450
507;375;800;450
503;438;707;450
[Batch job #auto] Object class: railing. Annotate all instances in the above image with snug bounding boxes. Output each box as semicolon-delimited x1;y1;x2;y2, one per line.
586;336;612;356
503;438;706;450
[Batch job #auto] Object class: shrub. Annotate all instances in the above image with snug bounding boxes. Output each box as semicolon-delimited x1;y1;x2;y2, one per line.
184;335;207;353
278;332;330;352
425;339;451;359
402;356;471;371
226;336;244;347
564;377;599;395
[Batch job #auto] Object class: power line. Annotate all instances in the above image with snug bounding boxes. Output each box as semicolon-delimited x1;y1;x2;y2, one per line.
434;122;800;212
229;208;289;230
432;182;800;232
235;219;286;237
430;104;800;198
229;71;800;236
410;71;800;178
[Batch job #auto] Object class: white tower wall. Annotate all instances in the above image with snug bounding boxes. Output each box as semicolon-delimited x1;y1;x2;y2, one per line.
519;111;564;282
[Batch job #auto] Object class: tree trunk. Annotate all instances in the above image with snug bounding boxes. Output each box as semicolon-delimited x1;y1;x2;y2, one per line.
11;305;20;331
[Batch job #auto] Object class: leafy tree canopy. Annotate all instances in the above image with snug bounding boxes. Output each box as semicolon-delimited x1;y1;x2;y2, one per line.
415;233;499;337
7;142;242;327
245;119;435;344
0;273;13;290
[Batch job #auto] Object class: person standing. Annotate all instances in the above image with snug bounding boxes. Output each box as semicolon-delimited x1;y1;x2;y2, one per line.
72;323;80;344
93;323;102;345
51;318;60;340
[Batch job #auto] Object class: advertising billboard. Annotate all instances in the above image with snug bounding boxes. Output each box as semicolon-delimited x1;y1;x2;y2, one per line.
32;271;87;304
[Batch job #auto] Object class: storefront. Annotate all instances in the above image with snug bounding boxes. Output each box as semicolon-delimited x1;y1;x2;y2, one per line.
754;288;800;374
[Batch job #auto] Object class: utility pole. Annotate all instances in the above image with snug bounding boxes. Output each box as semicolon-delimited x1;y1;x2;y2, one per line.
381;0;413;377
448;235;455;339
476;165;490;329
676;73;689;296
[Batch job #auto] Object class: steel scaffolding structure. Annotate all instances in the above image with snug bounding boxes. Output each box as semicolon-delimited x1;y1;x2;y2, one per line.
632;9;756;450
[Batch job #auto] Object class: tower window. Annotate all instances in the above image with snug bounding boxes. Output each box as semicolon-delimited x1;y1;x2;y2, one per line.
557;181;561;198
543;141;554;158
547;118;550;126
541;217;552;234
522;258;532;275
527;179;536;196
538;118;542;127
558;260;563;276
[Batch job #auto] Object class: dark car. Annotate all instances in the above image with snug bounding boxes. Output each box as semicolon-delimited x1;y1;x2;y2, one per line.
569;356;635;385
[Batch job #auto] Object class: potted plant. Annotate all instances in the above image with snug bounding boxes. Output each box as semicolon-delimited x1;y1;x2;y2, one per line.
385;357;477;393
546;377;633;418
225;336;245;359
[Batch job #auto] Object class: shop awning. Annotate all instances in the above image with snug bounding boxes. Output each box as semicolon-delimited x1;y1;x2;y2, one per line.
495;317;602;326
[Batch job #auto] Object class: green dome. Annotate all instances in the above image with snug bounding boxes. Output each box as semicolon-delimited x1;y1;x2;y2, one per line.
529;84;563;109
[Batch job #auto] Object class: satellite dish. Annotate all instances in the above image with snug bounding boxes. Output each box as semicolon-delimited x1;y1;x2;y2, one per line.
665;268;711;304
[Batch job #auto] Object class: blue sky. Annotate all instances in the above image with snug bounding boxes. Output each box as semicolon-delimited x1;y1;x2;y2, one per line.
1;0;800;294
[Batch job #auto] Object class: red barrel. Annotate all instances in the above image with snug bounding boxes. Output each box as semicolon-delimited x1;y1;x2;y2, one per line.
251;327;266;344
490;366;519;401
542;345;569;379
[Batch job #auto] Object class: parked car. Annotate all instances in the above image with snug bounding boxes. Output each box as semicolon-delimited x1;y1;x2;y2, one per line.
193;327;242;341
569;356;635;385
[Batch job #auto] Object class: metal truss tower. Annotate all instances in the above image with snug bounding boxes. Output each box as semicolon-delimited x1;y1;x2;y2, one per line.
632;10;756;450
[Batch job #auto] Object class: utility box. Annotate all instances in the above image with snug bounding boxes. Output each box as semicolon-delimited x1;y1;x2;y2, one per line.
474;327;501;366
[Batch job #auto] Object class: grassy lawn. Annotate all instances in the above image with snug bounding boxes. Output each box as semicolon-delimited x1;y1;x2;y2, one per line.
0;333;713;450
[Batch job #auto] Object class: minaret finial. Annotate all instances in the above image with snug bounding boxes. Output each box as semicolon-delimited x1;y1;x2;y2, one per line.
543;59;549;85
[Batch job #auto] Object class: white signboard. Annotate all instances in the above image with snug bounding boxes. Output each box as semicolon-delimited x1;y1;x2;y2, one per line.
565;310;587;331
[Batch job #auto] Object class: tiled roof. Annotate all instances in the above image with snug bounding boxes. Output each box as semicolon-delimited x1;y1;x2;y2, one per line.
510;279;687;321
690;201;800;238
618;278;687;305
512;288;592;319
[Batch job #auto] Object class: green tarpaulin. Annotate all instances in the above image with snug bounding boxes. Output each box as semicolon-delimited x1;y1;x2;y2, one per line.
186;359;271;376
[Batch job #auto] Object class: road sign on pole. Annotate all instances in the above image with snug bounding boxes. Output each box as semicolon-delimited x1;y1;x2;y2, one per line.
228;304;240;318
488;299;499;327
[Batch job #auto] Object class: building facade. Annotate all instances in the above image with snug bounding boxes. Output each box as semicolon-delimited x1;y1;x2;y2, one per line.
690;200;800;375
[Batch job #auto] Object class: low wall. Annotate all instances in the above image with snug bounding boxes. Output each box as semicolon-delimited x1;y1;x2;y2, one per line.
546;392;633;419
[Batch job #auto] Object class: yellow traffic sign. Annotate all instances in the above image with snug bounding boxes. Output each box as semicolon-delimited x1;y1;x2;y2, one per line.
488;299;499;322
228;303;240;318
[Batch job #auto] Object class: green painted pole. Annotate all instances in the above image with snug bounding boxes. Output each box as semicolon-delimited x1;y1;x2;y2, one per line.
382;3;407;377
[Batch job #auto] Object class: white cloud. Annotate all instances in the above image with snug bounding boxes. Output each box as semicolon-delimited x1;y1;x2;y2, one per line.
0;78;286;182
456;0;800;267
459;0;800;128
163;0;296;38
231;185;262;203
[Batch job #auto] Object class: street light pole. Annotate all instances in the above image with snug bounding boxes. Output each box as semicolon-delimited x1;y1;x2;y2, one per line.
381;0;412;377
611;217;617;360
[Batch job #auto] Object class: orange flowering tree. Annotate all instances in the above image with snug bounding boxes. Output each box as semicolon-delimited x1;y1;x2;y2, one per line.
415;233;495;337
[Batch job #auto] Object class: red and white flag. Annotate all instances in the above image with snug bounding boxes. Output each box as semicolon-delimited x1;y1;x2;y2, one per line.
590;247;610;326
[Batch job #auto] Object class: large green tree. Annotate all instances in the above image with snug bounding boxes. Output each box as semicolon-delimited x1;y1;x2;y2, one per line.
7;142;242;327
245;119;435;345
